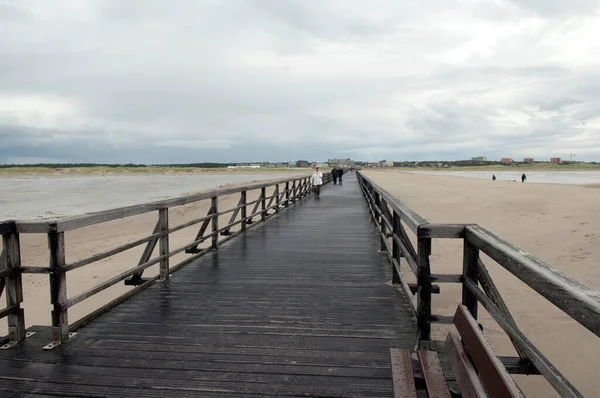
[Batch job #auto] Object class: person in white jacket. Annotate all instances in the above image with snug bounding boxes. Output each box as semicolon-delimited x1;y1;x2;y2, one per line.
310;167;323;199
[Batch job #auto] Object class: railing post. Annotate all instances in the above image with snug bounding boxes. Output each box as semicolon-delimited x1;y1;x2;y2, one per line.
2;225;26;347
275;185;280;214
261;187;267;221
285;182;290;207
374;192;382;231
241;191;247;232
380;199;388;252
417;230;432;347
159;208;169;281
392;211;401;285
463;238;479;319
211;196;218;250
46;224;70;349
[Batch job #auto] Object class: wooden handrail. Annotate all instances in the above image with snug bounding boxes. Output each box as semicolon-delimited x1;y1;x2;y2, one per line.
465;225;600;336
0;172;332;348
12;174;314;233
355;170;599;397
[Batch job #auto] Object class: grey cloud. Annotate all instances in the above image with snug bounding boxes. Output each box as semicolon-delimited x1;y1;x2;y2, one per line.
1;0;600;164
509;0;600;17
0;3;33;22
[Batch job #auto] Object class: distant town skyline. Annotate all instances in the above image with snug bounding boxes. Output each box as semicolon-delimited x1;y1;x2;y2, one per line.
2;1;600;164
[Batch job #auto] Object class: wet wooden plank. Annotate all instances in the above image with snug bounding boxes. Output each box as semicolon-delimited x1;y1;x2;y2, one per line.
418;349;451;398
390;348;417;398
445;330;487;398
454;305;524;397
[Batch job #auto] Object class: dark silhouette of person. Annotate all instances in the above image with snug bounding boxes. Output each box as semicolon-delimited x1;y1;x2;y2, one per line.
331;167;339;184
521;173;527;183
337;167;344;185
492;175;496;181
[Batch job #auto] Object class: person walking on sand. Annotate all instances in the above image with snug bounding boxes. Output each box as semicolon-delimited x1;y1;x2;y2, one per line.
521;173;527;183
311;167;323;199
492;175;496;181
331;167;339;185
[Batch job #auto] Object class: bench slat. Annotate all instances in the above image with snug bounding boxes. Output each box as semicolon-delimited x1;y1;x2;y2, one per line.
390;348;417;398
445;329;488;398
454;305;525;398
418;349;451;398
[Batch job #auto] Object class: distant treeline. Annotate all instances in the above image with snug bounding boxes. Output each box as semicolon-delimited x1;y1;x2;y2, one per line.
0;163;236;168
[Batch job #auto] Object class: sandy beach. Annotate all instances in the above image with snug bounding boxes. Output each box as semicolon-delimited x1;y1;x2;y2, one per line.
364;170;600;397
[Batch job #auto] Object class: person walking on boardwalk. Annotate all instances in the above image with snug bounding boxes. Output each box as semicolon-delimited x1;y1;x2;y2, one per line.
337;166;344;185
311;167;323;199
331;167;339;185
521;173;527;183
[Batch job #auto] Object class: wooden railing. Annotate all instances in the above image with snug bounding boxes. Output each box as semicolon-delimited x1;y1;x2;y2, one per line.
356;171;600;398
0;172;332;350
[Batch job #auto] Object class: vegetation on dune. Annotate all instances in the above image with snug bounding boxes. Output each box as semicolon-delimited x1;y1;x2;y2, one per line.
0;164;301;175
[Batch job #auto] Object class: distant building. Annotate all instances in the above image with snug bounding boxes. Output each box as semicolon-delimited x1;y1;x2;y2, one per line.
500;158;513;164
550;157;561;164
379;160;394;168
523;158;534;163
327;158;355;167
296;160;310;168
471;156;487;162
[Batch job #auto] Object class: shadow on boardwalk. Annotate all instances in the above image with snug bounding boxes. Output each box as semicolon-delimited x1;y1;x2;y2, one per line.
0;175;417;397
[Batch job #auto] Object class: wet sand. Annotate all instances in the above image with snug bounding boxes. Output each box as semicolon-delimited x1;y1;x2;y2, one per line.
364;170;600;397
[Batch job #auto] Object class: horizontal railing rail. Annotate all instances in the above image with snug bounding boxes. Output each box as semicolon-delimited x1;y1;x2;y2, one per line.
0;172;334;350
355;171;599;397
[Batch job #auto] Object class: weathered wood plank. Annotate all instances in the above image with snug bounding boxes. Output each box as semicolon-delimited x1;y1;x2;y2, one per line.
463;238;479;319
477;259;527;361
418;349;451;398
211;196;218;249
2;230;26;344
418;224;466;239
0;221;15;235
127;219;161;283
445;330;487;398
64;231;160;273
390;348;417;398
454;305;524;398
463;277;584;397
48;227;69;345
185;205;214;253
158;208;169;281
53;175;313;232
466;225;600;336
430;274;462;283
417;236;432;343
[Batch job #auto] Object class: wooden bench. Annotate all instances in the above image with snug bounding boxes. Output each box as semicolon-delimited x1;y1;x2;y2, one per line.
444;305;525;398
390;347;451;397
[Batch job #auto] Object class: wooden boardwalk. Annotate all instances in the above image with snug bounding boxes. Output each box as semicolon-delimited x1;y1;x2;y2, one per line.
0;176;418;397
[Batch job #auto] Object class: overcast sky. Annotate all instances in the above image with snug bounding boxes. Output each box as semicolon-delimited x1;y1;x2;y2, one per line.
1;0;600;164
